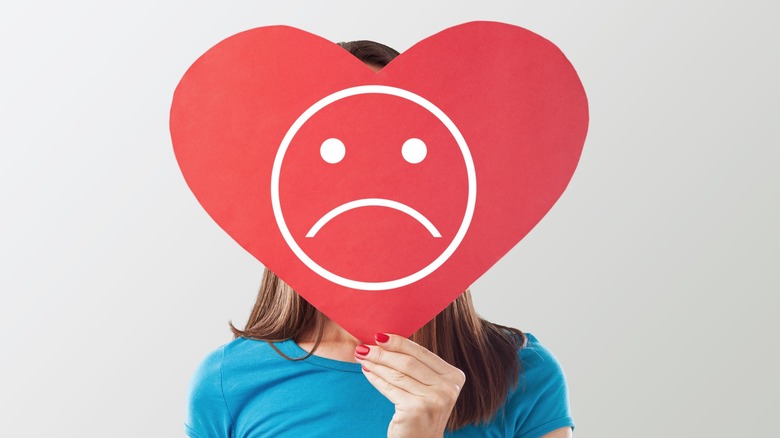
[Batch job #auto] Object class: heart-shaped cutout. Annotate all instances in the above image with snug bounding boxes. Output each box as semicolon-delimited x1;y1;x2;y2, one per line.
170;22;588;342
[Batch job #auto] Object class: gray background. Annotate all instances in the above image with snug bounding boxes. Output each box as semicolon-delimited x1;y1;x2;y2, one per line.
1;1;777;437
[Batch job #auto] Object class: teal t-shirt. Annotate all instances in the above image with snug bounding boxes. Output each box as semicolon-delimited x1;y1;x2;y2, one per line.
186;333;574;438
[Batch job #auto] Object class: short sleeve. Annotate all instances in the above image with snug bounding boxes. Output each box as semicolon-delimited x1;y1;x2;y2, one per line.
508;334;574;438
185;345;233;438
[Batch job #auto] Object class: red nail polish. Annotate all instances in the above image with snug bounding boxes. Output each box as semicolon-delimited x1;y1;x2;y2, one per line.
355;344;370;356
361;365;370;373
375;333;390;343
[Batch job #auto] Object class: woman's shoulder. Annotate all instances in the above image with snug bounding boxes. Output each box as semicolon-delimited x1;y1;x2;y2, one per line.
494;329;566;380
188;337;275;394
518;333;565;373
514;332;570;395
506;332;575;437
185;338;294;436
194;337;289;376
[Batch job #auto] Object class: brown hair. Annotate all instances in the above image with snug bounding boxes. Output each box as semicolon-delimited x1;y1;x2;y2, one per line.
337;40;400;68
230;41;527;431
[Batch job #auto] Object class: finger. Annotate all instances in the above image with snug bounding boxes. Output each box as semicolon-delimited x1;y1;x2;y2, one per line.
358;358;432;397
361;364;419;407
356;345;440;386
373;333;454;376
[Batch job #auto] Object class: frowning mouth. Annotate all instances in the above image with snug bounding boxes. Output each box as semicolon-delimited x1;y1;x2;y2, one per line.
306;198;442;238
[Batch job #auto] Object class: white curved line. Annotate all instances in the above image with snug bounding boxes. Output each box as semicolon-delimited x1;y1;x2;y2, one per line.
306;198;442;238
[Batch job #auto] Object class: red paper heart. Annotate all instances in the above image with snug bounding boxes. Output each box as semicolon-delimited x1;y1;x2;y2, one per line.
170;22;588;342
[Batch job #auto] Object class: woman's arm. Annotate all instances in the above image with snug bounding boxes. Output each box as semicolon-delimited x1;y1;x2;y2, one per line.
541;427;573;438
355;333;465;438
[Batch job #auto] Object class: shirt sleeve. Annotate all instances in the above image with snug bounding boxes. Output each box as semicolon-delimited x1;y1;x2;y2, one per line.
508;335;575;438
185;345;233;438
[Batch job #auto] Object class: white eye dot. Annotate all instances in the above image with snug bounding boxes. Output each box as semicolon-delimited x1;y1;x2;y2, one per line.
402;138;427;164
320;138;345;164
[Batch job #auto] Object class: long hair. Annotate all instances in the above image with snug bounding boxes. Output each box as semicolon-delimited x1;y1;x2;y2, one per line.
230;41;527;431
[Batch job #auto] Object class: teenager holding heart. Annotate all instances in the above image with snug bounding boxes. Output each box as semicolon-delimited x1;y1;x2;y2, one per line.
186;41;574;438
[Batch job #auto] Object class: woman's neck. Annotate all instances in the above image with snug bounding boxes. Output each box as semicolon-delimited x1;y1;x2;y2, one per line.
295;315;362;363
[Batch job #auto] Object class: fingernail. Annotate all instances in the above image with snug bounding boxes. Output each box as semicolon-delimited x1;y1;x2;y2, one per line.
361;365;370;373
355;344;370;356
375;333;390;343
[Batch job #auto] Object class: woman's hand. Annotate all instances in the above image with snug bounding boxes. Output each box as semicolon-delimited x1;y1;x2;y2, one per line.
355;333;465;438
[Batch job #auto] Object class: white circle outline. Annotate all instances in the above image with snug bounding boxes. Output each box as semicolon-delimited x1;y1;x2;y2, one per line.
271;85;476;291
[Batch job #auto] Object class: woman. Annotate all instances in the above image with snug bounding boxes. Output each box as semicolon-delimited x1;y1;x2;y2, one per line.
186;41;574;438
